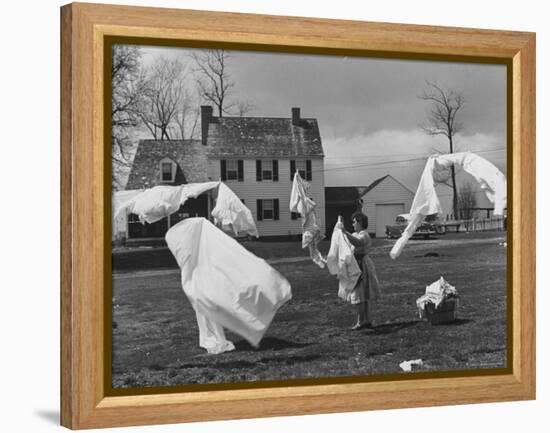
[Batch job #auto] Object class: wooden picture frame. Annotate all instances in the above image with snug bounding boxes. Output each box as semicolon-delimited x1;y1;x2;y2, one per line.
60;2;535;429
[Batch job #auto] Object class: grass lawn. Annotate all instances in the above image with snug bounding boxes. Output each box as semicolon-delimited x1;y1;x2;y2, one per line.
111;232;508;389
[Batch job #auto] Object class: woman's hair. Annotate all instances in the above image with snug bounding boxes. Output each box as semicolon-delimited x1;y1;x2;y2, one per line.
351;211;369;229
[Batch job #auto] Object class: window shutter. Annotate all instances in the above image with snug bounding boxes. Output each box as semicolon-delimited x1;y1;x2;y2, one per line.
238;160;244;182
290;160;296;180
220;160;227;181
273;160;279;181
256;200;263;221
256;160;262;181
306;160;312;181
274;199;280;220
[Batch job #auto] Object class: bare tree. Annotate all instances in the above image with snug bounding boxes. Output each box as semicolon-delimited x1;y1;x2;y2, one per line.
137;57;188;140
111;45;145;189
234;100;255;117
191;50;235;117
171;89;201;140
419;81;465;219
457;183;478;220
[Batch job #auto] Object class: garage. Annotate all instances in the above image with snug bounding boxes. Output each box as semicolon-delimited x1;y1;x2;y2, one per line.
360;174;414;237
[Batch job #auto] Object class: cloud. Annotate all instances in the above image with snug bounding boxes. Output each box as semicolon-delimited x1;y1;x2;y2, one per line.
322;129;506;191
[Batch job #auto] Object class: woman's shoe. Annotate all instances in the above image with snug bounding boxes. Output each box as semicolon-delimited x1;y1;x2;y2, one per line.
351;322;372;331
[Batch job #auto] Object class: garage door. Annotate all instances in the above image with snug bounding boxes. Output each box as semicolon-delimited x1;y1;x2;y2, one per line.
375;204;405;238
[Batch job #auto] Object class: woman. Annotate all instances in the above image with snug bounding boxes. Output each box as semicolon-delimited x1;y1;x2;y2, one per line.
337;211;381;330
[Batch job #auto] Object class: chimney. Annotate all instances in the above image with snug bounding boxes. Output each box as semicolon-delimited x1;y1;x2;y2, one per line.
292;107;301;126
201;105;213;145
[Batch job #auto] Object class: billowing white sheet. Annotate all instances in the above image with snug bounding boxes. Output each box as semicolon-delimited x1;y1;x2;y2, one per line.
165;218;292;350
114;182;220;224
326;220;361;300
390;152;506;259
211;183;259;238
289;172;326;268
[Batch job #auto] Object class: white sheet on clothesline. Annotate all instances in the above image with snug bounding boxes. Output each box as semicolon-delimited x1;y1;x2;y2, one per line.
212;182;259;238
114;182;220;224
390;152;506;259
289;172;326;268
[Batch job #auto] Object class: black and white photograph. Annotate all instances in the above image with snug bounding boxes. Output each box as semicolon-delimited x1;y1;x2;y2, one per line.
110;43;508;389
3;0;548;431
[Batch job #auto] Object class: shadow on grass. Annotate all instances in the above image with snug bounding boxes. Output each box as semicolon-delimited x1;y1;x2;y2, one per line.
370;320;421;334
260;353;322;365
368;318;472;334
429;318;472;326
174;353;322;371
234;336;311;352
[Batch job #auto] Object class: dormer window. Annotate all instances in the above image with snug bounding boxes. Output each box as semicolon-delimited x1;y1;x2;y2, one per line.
159;158;176;183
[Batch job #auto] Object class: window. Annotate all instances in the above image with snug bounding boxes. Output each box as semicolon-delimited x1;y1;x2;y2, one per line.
220;159;243;181
262;160;273;180
256;160;279;181
290;159;312;180
226;159;238;180
256;199;280;221
161;163;172;181
263;199;274;219
295;160;306;179
159;158;176;182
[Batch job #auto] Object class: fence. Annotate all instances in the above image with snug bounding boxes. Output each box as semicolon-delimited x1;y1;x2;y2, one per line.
445;216;506;233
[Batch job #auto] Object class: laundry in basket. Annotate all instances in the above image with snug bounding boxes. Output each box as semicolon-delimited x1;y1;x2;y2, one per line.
416;276;458;324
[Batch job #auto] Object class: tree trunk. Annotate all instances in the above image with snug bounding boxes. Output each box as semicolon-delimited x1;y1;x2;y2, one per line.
451;165;458;219
449;135;458;219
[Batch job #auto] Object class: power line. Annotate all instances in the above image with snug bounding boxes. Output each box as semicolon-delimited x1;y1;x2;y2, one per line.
324;146;505;159
316;147;506;174
320;157;427;173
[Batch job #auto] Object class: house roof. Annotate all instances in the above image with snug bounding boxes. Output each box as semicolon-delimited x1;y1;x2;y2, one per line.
125;140;210;190
363;175;390;195
361;174;414;196
205;116;324;158
325;186;368;203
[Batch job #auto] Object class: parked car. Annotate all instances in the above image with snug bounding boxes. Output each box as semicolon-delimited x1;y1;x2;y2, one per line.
385;214;443;239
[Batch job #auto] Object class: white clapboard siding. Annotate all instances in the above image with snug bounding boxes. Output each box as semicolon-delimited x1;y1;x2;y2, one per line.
208;157;325;237
361;175;414;237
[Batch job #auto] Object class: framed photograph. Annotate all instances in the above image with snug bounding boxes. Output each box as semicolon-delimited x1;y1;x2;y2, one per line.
61;2;535;429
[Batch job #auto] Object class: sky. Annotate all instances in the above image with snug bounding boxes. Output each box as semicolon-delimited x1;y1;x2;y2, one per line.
136;45;507;212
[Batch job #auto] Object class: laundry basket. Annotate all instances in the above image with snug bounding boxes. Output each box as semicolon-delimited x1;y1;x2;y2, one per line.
424;298;457;324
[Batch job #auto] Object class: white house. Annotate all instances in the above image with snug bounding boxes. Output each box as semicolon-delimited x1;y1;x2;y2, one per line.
359;175;414;238
203;106;325;238
119;106;325;241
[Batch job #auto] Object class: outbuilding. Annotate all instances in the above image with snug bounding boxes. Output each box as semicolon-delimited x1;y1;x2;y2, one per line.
360;175;414;238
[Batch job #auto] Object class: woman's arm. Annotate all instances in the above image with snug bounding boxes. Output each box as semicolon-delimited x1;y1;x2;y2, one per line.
343;230;363;247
